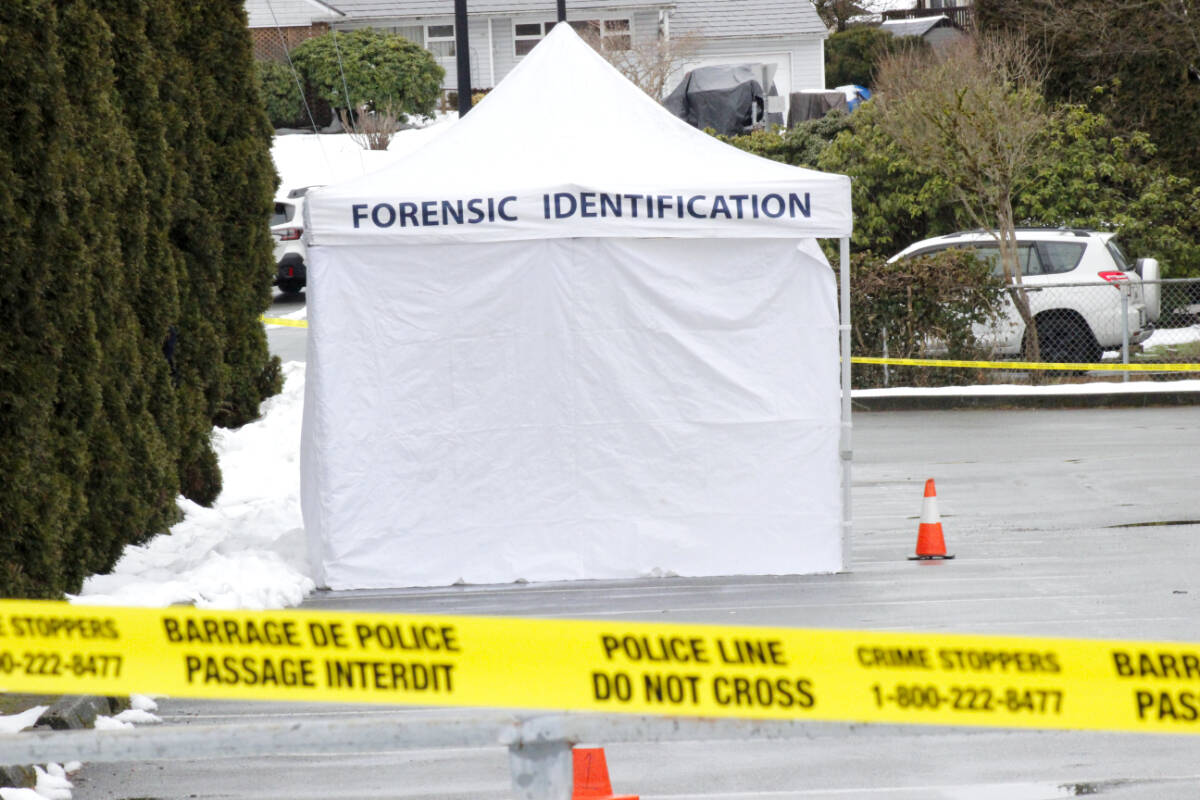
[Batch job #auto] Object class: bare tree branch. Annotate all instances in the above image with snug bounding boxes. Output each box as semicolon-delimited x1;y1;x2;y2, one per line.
874;34;1058;362
571;24;702;101
600;32;702;100
812;0;899;32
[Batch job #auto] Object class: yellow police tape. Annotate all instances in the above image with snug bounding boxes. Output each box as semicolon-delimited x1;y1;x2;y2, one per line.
260;316;308;329
3;600;1199;733
257;319;1198;373
853;356;1200;372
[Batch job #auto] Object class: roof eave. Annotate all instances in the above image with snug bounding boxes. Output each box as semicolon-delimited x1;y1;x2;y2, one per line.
302;0;346;18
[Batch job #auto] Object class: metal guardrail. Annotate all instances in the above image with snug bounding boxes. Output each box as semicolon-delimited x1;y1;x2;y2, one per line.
0;712;838;800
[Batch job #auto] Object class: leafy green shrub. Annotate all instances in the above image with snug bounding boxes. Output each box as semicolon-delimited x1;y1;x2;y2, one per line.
719;111;853;168
1014;106;1200;278
256;59;305;128
805;102;1200;276
291;28;444;120
846;249;1005;388
817;102;962;256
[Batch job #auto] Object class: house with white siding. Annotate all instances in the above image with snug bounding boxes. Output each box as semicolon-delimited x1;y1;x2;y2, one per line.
245;0;829;117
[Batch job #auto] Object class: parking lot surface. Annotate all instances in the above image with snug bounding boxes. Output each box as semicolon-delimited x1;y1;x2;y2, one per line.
72;401;1200;799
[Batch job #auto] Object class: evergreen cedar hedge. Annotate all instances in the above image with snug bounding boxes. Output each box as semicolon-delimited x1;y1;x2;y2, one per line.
0;1;281;598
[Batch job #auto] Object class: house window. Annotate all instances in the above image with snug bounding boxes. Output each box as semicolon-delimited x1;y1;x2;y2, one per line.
390;25;424;45
514;22;548;56
426;24;455;59
567;19;601;40
514;18;630;56
602;19;631;51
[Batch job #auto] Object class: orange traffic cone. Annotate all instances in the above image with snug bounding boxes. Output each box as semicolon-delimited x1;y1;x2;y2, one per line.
572;747;639;800
909;478;954;560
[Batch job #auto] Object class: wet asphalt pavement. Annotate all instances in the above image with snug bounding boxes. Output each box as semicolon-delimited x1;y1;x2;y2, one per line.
70;291;1200;799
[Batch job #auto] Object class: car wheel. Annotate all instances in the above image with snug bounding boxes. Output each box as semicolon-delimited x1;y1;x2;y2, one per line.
1028;314;1101;364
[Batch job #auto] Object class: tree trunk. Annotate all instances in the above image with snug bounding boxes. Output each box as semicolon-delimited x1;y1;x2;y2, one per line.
995;200;1041;378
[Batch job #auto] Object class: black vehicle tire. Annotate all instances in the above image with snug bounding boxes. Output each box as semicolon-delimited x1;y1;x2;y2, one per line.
1026;314;1101;364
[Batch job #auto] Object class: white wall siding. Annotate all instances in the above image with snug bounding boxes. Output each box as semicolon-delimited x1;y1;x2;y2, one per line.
490;19;517;87
432;17;512;89
335;15;525;90
631;9;660;48
320;7;827;96
791;37;824;91
685;35;824;92
491;9;658;86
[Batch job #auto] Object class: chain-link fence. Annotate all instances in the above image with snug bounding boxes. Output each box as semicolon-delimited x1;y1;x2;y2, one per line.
855;278;1200;388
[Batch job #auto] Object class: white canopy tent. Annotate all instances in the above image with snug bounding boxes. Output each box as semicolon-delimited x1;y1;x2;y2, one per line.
301;24;853;590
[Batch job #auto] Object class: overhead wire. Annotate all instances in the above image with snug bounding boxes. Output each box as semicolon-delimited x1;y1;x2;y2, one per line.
264;0;332;178
329;27;368;174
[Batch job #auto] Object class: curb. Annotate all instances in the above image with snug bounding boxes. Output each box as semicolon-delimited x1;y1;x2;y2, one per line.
852;389;1200;411
0;696;127;789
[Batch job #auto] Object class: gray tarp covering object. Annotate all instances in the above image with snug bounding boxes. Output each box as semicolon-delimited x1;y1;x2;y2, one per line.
664;64;765;136
787;91;849;127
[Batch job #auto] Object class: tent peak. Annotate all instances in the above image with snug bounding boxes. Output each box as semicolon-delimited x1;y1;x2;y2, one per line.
304;21;853;244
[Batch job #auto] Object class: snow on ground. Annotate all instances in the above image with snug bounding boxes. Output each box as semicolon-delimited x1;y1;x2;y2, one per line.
129;695;159;713
855;378;1200;398
0;708;67;800
1099;323;1200;360
0;764;76;800
0;708;47;735
71;362;311;610
1143;323;1200;349
93;709;162;731
271;112;455;198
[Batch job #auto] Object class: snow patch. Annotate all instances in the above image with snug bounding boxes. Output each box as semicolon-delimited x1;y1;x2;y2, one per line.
0;789;45;800
92;716;131;731
31;766;71;800
71;362;313;610
129;695;159;712
271;117;455;198
111;709;161;725
855;378;1200;398
0;707;46;734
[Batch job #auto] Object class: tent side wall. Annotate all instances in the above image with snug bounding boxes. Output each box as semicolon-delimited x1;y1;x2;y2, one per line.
300;236;842;589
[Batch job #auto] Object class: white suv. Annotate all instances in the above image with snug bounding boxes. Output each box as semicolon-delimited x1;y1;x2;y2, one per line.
889;229;1161;362
271;187;320;294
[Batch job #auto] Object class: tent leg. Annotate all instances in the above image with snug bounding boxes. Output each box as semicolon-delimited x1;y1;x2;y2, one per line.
839;236;852;572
